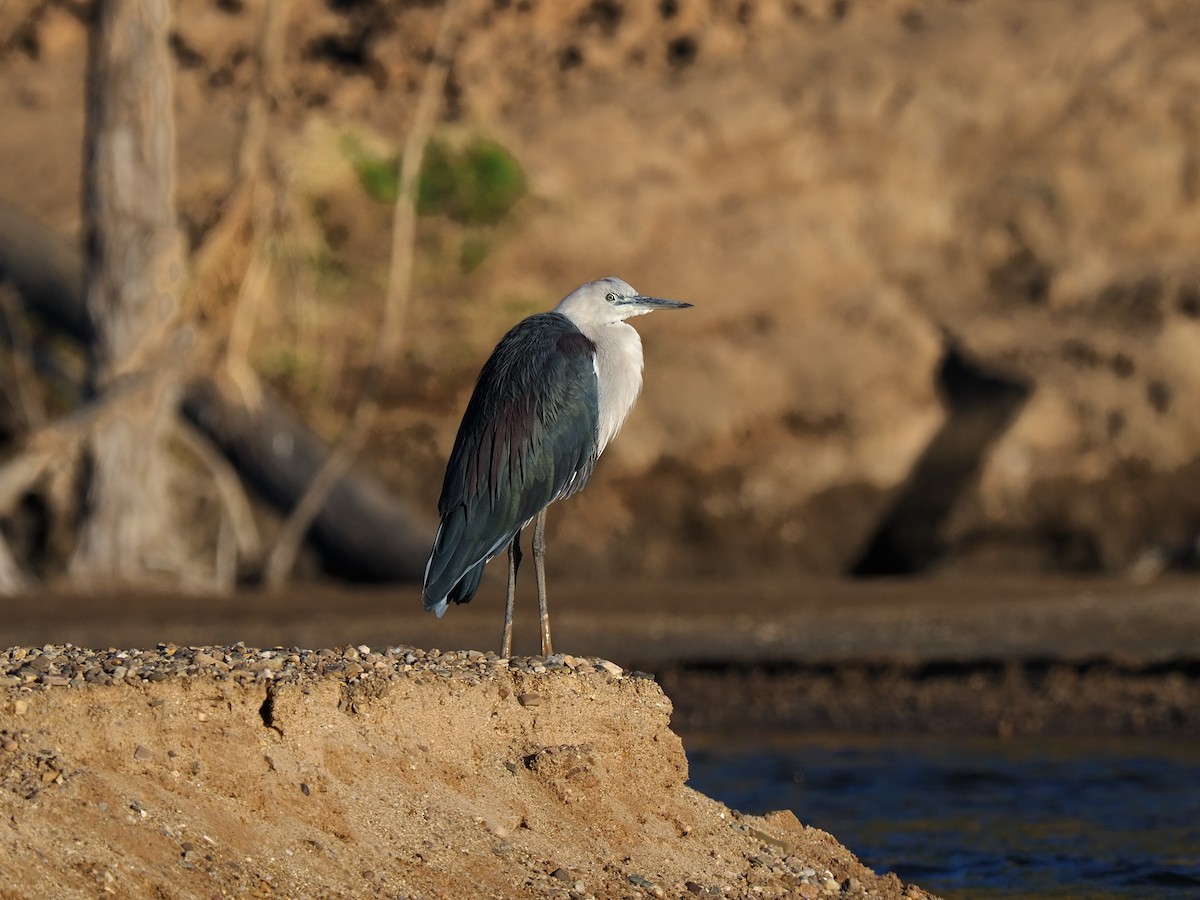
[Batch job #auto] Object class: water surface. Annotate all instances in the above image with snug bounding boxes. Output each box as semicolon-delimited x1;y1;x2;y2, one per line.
684;733;1200;899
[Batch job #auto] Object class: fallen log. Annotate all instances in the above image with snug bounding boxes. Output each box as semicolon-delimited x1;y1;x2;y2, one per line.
0;201;91;345
180;378;430;583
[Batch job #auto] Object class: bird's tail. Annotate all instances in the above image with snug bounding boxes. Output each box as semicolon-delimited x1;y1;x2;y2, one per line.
422;559;486;617
422;513;489;615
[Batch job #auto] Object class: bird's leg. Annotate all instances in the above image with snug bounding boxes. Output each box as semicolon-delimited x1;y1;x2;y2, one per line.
502;534;522;658
533;509;552;656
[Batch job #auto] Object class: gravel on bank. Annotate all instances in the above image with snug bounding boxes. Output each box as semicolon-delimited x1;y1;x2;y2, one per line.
0;642;638;692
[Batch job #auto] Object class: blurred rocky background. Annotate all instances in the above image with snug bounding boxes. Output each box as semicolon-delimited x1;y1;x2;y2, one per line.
1;0;1199;593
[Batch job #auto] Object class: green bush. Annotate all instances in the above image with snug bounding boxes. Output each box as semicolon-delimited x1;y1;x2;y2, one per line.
459;235;490;273
341;135;399;206
343;134;526;226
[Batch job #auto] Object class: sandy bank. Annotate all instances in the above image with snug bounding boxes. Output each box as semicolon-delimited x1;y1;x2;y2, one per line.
0;644;933;899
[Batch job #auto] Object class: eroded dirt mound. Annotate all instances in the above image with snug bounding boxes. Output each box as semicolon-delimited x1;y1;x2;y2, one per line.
0;643;932;899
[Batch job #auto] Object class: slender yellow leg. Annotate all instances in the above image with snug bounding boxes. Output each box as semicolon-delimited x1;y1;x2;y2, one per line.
533;509;552;656
501;538;518;657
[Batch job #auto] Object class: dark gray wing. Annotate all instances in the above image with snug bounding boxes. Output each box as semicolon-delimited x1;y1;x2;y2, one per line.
422;312;599;614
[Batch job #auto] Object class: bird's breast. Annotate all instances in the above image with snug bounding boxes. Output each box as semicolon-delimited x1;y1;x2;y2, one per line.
592;322;645;455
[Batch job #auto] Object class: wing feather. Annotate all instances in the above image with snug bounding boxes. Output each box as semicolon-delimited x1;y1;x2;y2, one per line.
422;313;599;613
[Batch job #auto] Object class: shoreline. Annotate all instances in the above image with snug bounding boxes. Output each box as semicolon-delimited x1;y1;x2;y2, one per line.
4;577;1199;737
657;656;1200;737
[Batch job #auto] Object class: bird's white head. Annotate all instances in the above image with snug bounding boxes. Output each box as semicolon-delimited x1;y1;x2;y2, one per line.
554;276;692;329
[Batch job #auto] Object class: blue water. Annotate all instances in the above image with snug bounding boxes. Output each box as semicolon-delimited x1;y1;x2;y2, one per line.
683;733;1200;899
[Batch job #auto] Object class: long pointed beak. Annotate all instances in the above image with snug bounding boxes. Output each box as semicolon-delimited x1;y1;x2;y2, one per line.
620;295;693;311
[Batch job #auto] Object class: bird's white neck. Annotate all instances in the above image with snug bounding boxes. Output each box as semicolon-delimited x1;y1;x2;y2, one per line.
588;320;644;455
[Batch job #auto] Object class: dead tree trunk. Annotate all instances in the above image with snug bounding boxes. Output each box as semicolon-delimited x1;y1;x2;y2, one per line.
69;0;187;581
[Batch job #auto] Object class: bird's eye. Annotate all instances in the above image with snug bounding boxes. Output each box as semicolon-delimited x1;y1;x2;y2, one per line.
605;292;618;303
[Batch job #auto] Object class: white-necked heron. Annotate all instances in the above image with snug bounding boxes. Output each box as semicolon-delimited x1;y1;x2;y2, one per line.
421;276;692;656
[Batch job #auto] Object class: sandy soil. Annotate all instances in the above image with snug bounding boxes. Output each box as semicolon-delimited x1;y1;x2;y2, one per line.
0;644;933;899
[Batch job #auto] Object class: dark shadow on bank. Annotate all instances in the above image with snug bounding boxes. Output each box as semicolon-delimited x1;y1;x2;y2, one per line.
852;341;1031;576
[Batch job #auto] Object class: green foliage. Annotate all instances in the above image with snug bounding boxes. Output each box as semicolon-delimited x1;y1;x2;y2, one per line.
341;133;526;226
459;235;490;273
257;345;305;382
341;135;399;206
458;138;526;224
419;138;527;225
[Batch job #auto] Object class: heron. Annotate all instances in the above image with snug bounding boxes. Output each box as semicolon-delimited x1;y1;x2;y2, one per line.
421;276;692;657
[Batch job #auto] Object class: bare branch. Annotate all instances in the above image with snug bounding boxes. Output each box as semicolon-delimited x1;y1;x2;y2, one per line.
0;448;54;519
0;325;193;524
0;287;46;428
173;418;263;567
206;0;289;412
0;529;31;596
263;0;461;589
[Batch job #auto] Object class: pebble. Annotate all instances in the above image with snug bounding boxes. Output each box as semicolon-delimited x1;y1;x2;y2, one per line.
628;873;664;896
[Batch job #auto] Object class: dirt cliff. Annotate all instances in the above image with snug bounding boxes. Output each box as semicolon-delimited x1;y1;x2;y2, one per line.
0;643;933;898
